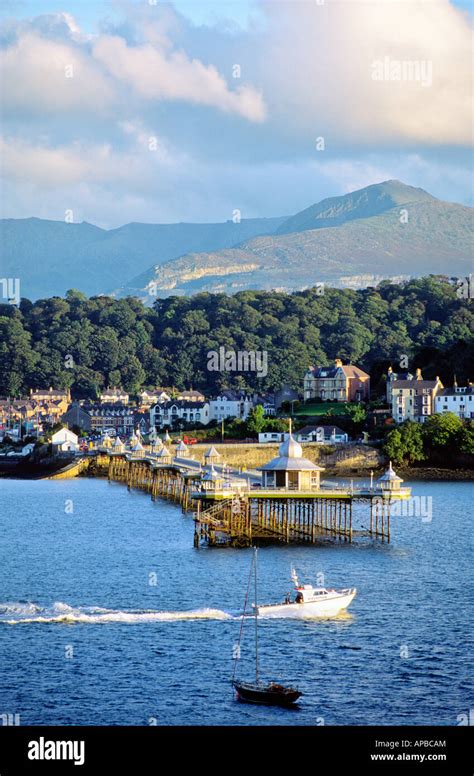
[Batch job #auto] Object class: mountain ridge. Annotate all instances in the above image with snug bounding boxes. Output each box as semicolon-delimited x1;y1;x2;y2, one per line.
121;183;472;300
0;181;471;301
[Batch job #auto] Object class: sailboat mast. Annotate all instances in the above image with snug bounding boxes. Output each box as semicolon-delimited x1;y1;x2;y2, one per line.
254;547;259;684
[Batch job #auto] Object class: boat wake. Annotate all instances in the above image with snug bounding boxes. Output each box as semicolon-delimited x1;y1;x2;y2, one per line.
0;601;232;625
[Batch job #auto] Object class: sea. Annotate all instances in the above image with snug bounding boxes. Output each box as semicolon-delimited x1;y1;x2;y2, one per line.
0;476;472;726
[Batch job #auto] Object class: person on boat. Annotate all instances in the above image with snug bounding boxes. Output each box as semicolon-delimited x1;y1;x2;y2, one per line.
285;593;291;604
295;591;303;604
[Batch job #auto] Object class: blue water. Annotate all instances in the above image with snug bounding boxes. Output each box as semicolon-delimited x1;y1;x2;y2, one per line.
0;477;472;725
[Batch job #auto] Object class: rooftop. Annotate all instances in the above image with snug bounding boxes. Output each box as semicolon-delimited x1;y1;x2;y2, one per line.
260;433;324;472
392;379;441;389
297;424;346;436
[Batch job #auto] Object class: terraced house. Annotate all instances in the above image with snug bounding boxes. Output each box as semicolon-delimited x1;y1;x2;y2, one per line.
84;404;135;435
390;369;443;423
150;400;210;429
434;384;474;420
303;359;370;402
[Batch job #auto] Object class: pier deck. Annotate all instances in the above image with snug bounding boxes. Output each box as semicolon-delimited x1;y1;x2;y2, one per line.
98;451;410;547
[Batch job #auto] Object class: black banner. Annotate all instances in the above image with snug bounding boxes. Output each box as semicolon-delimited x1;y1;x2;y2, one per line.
0;726;471;774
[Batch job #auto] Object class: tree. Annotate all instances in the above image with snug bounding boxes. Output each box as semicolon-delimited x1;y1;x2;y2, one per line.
458;421;474;455
0;277;472;399
0;316;39;395
246;405;266;436
384;422;426;465
345;403;367;424
423;412;462;449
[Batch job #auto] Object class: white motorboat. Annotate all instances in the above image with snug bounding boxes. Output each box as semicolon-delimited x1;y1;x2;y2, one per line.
255;569;356;619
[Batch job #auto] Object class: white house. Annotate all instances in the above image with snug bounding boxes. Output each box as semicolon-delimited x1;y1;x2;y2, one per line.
99;387;129;405
295;425;349;444
209;392;253;422
258;432;289;444
150;400;210;428
253;394;277;416
176;390;206;402
138;389;171;407
51;428;79;452
434;385;474;419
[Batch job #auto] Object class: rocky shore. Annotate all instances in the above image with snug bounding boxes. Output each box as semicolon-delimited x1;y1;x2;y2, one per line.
395;466;474;481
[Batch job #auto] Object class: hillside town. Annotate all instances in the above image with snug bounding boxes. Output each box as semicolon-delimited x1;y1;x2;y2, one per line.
1;360;472;458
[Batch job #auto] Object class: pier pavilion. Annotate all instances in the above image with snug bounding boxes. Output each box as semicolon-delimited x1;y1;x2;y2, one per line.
377;461;404;493
113;436;125;453
204;446;221;466
259;434;324;490
175;440;191;458
156;445;173;464
130;440;145;457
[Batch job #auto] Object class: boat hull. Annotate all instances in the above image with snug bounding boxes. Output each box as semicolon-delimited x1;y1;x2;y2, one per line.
257;589;356;619
233;681;301;707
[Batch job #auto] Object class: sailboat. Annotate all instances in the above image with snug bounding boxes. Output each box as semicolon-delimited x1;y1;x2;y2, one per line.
232;548;302;707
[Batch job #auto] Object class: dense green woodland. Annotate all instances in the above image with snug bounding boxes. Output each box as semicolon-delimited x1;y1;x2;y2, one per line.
0;277;473;398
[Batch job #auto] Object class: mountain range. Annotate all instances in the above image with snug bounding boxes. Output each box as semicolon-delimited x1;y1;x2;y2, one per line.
0;180;471;302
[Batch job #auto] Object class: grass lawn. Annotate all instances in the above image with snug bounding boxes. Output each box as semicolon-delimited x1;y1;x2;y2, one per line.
295;402;356;416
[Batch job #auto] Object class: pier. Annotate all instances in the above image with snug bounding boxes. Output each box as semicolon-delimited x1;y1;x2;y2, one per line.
97;435;410;548
193;485;401;548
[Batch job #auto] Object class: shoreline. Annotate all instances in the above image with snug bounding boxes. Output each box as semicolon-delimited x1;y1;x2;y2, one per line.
2;466;472;483
394;467;473;481
324;466;473;481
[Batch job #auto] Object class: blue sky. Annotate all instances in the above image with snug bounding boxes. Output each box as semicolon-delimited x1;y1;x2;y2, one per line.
2;1;258;28
3;0;471;31
1;0;472;227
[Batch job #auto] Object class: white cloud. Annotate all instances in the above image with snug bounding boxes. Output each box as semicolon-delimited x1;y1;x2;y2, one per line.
0;13;266;124
92;34;265;121
259;0;472;146
0;32;115;115
0;1;471;227
0;136;143;185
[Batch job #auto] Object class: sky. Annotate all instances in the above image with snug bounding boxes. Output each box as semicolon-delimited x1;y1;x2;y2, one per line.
0;0;472;228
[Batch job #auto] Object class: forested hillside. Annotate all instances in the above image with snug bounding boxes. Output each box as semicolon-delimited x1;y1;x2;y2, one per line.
0;277;472;398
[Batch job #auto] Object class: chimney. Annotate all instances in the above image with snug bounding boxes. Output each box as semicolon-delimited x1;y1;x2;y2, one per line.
335;358;343;367
416;368;422;380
